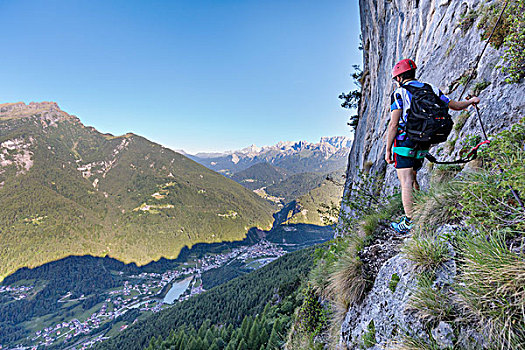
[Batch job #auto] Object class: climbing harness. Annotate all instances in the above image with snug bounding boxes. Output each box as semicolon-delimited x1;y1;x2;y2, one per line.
393;146;429;159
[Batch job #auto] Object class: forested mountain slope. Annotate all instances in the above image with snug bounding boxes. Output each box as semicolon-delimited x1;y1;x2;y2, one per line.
231;162;288;190
0;102;274;280
96;246;315;350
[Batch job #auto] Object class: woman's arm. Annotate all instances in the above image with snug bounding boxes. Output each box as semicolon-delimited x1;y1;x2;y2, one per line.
448;96;480;111
385;109;401;164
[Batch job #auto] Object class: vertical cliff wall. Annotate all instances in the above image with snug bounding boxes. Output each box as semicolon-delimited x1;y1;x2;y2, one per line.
341;0;525;209
337;0;524;348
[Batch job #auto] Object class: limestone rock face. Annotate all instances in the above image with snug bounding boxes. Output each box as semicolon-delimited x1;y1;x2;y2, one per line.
340;226;458;349
341;253;423;349
341;0;525;208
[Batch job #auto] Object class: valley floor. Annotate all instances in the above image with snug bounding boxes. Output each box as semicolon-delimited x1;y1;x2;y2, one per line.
0;224;332;350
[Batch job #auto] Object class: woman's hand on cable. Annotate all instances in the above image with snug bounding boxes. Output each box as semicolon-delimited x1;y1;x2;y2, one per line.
467;95;480;105
470;96;480;105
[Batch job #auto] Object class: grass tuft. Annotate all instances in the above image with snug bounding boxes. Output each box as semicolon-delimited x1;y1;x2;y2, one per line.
326;248;369;309
408;273;455;324
456;232;525;349
402;236;450;272
411;182;461;234
391;332;442;350
454;110;470;132
430;164;462;184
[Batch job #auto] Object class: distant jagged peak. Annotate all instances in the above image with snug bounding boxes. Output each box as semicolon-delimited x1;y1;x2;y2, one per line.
319;136;353;149
238;144;261;156
0;101;76;122
275;140;299;149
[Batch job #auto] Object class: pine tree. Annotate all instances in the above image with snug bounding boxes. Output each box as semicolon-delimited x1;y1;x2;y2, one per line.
145;338;156;350
198;320;211;339
175;331;187;350
243;317;253;339
215;337;226;349
221;327;230;344
258;325;269;348
187;336;199;350
226;334;239;350
226;323;234;336
236;339;248;350
240;317;250;338
266;323;281;350
247;320;261;349
204;328;215;348
146;336;162;350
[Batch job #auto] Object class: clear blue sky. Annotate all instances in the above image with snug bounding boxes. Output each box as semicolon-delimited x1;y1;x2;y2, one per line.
0;0;361;153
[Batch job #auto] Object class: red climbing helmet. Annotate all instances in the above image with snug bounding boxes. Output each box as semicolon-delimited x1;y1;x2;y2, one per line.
392;59;417;78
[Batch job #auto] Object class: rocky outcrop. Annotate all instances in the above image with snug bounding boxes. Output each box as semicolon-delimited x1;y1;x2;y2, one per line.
0;102;75;123
342;0;525;201
340;226;459;349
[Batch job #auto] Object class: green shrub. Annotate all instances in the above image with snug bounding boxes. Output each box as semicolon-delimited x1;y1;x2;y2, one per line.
362;320;377;348
458;134;482;157
456;119;525;231
458;7;479;33
389;273;400;293
472;81;491;96
480;118;525;199
458;75;470;86
477;1;513;49
500;0;525;82
296;286;329;336
454;110;470;132
456;232;525;349
455;171;525;231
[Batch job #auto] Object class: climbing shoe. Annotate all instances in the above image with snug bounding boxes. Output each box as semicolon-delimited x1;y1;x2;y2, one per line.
390;216;413;234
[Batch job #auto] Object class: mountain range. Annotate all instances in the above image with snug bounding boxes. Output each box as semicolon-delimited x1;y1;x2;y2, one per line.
0;102;274;281
186;136;352;176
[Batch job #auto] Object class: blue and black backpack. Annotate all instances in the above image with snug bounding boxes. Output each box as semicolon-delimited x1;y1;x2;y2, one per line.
402;83;453;145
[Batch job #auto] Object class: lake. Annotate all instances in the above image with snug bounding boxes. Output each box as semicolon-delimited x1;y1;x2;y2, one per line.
163;276;193;304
